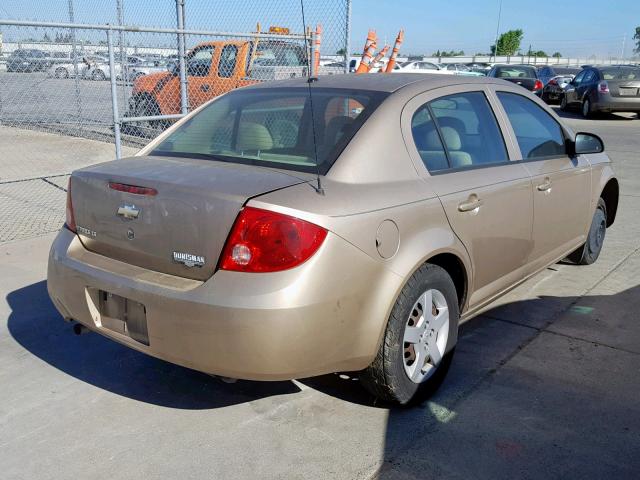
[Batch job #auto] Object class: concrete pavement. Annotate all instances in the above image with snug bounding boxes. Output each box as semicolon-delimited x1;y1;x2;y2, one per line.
0;111;639;479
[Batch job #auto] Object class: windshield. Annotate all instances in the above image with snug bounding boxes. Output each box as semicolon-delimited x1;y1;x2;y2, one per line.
601;67;640;80
151;87;388;174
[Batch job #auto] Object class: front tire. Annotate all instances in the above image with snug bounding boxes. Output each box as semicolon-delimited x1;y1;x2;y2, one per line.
54;67;69;79
360;264;459;405
92;70;106;81
567;198;607;265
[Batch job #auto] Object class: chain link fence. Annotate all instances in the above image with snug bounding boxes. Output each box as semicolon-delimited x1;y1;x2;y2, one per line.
0;0;350;242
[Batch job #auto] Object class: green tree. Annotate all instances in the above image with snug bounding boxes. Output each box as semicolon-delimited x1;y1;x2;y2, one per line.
552;52;562;58
335;48;346;56
634;26;640;54
527;47;548;57
491;29;524;56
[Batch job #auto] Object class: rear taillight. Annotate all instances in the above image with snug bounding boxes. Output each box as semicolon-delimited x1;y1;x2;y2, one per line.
219;207;328;273
65;178;77;233
533;80;543;91
548;79;557;86
598;81;609;93
109;182;158;196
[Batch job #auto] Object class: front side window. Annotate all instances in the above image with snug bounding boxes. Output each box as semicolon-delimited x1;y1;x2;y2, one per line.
218;45;238;78
187;46;214;77
151;88;387;174
497;92;566;159
411;92;509;172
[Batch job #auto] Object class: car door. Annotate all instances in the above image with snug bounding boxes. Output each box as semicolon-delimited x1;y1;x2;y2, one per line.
494;90;591;270
402;86;534;308
577;69;596;102
212;44;241;97
565;69;586;106
185;45;216;109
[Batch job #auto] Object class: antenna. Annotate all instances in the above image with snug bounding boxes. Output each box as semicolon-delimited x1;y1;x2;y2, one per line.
300;0;325;195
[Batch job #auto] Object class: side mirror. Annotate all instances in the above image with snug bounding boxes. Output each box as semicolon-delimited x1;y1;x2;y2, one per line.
574;132;604;155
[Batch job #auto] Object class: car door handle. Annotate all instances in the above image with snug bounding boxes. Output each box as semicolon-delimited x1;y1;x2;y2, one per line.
537;180;552;192
458;197;484;212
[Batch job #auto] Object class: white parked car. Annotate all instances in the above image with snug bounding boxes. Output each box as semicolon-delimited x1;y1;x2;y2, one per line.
396;61;449;75
47;56;104;79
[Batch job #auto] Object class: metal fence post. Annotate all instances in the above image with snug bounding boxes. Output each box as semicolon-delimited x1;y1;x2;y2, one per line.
176;0;188;115
67;0;83;133
107;28;122;160
344;0;351;74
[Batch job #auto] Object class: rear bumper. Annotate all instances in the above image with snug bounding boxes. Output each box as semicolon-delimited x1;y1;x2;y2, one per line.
593;94;640;112
47;228;403;380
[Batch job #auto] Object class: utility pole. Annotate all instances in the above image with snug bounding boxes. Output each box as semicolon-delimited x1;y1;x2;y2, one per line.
621;33;626;61
493;0;503;60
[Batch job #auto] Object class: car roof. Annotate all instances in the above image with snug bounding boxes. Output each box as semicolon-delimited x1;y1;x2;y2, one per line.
246;72;501;93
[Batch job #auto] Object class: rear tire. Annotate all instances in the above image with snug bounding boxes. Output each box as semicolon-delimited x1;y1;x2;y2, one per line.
560;94;568;111
582;98;593;119
360;264;459;406
92;69;106;81
567;198;607;265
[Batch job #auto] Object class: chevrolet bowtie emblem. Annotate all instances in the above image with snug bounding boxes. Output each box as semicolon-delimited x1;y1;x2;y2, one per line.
117;204;140;220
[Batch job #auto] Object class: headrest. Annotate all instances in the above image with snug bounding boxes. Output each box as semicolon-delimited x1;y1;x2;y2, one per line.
236;122;273;152
426;126;462;151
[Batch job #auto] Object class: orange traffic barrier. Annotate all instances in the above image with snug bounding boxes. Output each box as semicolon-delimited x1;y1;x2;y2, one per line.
385;29;404;72
313;24;322;76
356;29;378;74
372;45;389;72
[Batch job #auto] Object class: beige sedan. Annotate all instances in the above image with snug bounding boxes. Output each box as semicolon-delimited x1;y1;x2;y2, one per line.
48;74;618;405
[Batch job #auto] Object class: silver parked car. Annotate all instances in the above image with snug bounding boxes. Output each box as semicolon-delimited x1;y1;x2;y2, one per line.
561;65;640;117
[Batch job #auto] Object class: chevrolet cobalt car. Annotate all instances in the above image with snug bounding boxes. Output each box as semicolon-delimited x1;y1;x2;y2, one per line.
48;74;618;404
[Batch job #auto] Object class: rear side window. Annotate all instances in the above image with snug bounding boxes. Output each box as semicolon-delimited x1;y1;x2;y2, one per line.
497;92;565;159
411;92;509;172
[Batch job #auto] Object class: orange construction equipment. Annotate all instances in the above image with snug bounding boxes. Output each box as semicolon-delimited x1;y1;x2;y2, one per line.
385;29;404;72
356;29;378;74
372;45;390;71
313;24;322;76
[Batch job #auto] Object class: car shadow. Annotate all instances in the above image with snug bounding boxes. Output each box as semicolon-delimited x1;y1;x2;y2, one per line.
6;281;300;410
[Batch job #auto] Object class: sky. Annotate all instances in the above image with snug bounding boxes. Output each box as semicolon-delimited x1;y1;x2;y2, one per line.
350;0;639;58
1;0;638;59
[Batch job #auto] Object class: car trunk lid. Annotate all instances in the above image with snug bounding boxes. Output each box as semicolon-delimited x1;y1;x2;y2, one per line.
608;80;640;98
501;77;538;91
70;155;305;281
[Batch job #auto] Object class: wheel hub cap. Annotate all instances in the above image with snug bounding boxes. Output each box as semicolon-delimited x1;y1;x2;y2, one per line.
402;289;450;383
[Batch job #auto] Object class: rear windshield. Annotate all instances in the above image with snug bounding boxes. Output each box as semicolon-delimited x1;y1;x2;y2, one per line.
494;66;537;78
151;87;388;174
601;67;640;80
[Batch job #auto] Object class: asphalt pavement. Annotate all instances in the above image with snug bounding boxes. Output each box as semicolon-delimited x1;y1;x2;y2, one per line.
0;110;639;479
